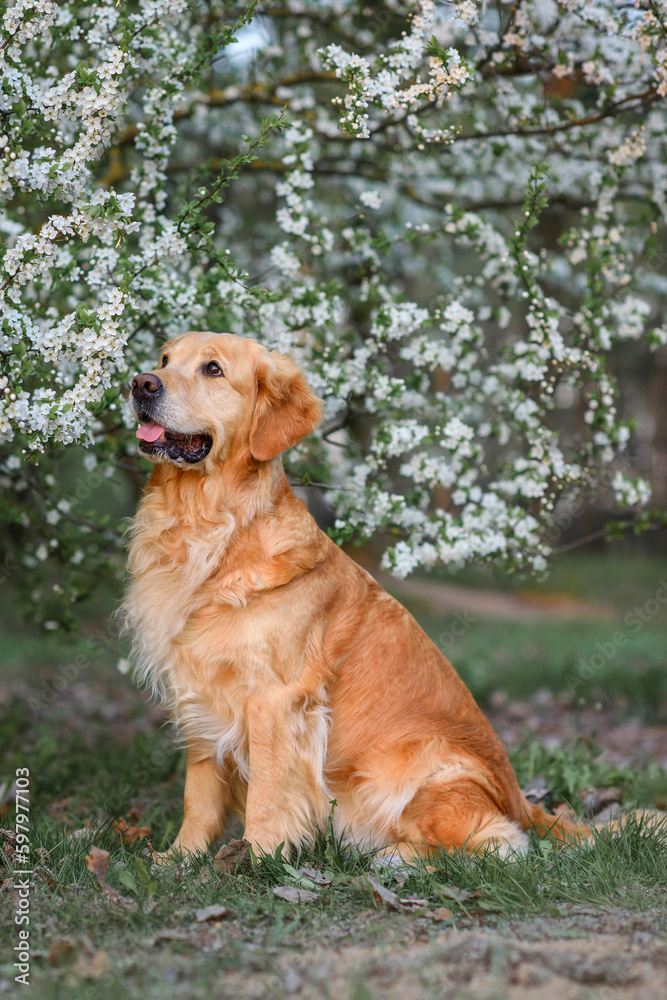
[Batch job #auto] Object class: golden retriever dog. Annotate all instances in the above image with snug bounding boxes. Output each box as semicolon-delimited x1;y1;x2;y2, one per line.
125;330;588;862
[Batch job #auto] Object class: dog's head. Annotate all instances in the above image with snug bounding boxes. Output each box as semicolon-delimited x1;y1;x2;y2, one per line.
130;332;322;467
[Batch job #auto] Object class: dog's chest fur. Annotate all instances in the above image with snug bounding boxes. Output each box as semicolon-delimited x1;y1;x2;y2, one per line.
125;489;332;807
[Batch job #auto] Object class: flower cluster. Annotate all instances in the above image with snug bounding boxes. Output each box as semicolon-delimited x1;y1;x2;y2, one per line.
325;2;470;140
1;0;665;628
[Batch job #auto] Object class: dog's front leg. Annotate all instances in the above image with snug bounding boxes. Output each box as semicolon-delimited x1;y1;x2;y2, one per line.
165;752;231;858
243;694;328;857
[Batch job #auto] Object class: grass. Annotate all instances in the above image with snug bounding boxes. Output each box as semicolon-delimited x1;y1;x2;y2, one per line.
416;549;667;610
3;807;667;999
393;552;667;711
416;615;667;710
2;551;667;997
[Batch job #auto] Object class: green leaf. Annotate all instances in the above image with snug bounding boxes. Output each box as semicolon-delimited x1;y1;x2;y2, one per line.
117;870;138;893
134;857;157;896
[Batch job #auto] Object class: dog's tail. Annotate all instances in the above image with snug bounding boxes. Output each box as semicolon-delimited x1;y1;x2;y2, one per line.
521;798;591;844
520;797;659;844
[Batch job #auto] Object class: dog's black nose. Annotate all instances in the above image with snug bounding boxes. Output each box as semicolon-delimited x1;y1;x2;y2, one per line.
131;373;162;398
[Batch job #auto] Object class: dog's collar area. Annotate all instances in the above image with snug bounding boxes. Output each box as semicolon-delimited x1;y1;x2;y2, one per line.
137;428;213;464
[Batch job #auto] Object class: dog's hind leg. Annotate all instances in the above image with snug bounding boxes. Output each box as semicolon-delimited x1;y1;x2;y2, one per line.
399;778;529;860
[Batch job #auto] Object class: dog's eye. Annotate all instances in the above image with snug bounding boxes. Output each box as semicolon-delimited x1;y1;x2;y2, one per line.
161;355;168;368
204;361;224;377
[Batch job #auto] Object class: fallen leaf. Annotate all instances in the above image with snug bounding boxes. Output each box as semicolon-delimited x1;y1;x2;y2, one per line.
580;786;621;814
35;865;59;891
70;825;95;842
48;938;76;966
213;838;252;875
423;906;454;922
350;874;430;912
521;776;550;804
400;894;430;911
85;846;125;903
349;874;402;909
1;827;16;859
296;866;332;887
195;904;229;922
436;884;482;903
191;924;225;950
73;949;108;980
111;817;150;845
272;885;319;903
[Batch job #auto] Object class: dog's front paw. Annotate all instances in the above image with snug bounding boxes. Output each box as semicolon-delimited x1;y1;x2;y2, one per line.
151;839;206;866
152;849;178;867
242;829;285;861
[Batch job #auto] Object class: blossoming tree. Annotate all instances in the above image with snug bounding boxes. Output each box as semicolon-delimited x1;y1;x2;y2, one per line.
2;0;666;629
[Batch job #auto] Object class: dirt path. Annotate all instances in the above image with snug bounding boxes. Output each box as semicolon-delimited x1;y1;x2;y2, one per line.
189;911;667;999
375;572;615;621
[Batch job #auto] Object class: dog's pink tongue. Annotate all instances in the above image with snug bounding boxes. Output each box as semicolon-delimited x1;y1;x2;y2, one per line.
136;422;165;443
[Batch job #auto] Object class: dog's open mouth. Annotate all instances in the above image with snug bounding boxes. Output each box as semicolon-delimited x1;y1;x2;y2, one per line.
136;421;213;464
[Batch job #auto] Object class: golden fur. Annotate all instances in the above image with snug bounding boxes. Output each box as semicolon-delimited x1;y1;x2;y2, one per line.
125;331;595;861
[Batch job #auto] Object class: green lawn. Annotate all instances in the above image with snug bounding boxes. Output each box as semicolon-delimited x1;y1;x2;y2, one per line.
394;552;667;711
1;552;667;998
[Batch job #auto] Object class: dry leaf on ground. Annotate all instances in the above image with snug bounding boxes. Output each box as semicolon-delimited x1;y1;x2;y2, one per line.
296;866;332;887
349;874;428;912
69;823;95;842
580;786;621;814
111;817;150;845
437;884;482;903
195;904;229;922
1;827;15;859
400;894;431;912
85;846;125;903
521;776;550;804
349;873;401;909
213;838;252;875
48;938;76;966
423;906;454;922
272;885;319;903
73;949;108;980
35;865;58;890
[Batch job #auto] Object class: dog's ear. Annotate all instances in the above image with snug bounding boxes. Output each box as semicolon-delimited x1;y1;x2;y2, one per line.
249;351;322;462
